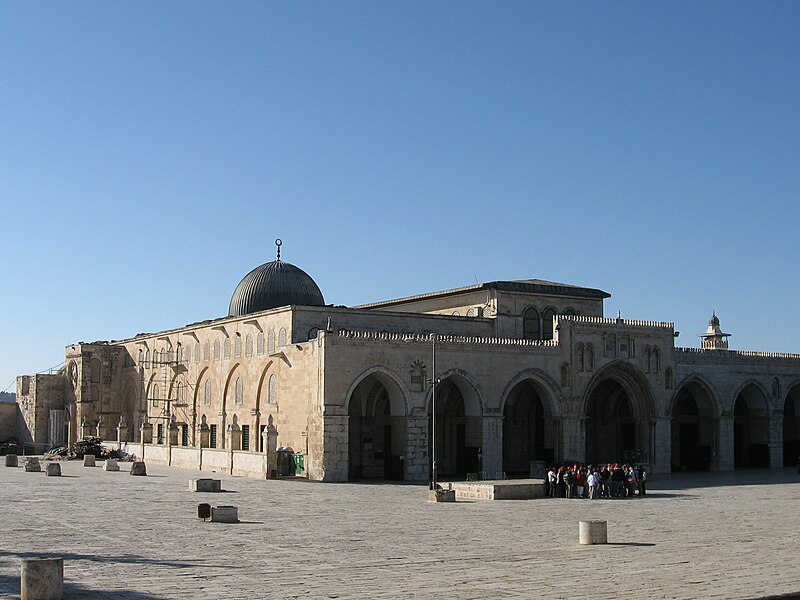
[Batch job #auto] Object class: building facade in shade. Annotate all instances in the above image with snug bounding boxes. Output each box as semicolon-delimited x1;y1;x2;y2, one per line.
14;249;800;481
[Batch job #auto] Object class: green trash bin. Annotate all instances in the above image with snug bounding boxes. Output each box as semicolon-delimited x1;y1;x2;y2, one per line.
293;453;304;475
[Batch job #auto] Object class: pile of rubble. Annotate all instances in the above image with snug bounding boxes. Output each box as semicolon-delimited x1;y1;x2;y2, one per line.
44;437;126;461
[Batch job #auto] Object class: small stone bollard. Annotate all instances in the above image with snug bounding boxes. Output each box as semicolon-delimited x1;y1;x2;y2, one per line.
130;462;147;476
5;454;18;467
24;457;41;473
428;488;456;503
579;520;608;545
83;454;96;467
21;557;63;600
45;463;61;477
103;459;120;472
210;505;239;523
190;478;221;492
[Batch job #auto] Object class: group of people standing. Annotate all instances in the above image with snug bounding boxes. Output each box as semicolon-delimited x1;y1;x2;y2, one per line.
545;463;647;499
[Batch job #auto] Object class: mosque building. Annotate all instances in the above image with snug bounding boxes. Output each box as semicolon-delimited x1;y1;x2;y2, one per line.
13;242;800;481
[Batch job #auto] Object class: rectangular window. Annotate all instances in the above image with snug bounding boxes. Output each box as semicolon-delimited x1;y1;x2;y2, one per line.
241;425;250;452
210;424;217;448
181;424;189;447
157;423;164;445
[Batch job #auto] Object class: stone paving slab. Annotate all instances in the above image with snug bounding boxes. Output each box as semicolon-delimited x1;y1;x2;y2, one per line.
0;460;798;599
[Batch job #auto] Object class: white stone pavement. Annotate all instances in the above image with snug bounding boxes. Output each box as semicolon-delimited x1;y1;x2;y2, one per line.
0;459;798;600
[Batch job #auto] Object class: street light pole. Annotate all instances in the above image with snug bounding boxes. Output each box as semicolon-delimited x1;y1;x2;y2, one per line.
430;333;438;490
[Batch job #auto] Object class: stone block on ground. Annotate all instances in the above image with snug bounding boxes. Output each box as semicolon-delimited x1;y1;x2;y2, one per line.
130;461;147;476
45;463;61;477
190;478;221;492
428;488;456;503
5;455;18;467
83;454;96;467
24;458;41;473
210;505;239;523
579;520;608;545
103;459;120;472
21;557;63;600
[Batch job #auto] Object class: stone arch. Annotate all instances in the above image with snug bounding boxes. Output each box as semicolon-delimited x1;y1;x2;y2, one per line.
344;366;410;418
500;370;562;475
500;369;563;417
670;375;720;472
345;366;411;481
782;380;800;466
425;370;484;479
582;360;656;465
733;381;770;468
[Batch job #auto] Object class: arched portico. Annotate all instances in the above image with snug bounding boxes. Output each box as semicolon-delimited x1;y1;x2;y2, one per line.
501;378;556;476
784;382;800;467
346;369;409;481
670;377;719;471
428;372;483;479
733;382;770;468
582;362;655;466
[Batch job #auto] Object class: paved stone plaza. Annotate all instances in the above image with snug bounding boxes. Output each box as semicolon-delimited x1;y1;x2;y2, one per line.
0;461;798;600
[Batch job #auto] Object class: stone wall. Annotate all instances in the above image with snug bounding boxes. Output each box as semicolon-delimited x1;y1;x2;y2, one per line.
0;403;18;442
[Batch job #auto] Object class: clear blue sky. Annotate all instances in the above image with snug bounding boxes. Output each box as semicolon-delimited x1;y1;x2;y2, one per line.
2;2;799;392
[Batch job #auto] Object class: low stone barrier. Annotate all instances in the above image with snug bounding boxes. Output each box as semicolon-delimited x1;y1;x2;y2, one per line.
21;557;63;600
190;478;221;492
103;459;119;472
579;520;608;545
130;462;147;476
210;505;239;523
24;458;41;473
5;454;18;467
45;463;61;477
428;487;456;503
83;454;96;467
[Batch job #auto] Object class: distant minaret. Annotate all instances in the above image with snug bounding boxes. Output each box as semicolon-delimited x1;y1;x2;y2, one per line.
698;312;731;350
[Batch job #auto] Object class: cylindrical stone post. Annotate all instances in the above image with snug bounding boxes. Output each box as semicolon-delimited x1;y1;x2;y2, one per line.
5;454;18;467
21;557;63;600
579;520;608;545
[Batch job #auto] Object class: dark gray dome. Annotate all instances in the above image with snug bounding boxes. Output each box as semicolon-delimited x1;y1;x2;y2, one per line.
229;259;325;317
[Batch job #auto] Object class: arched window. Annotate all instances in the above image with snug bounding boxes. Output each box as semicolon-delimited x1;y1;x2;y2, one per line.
235;377;243;405
308;327;319;341
523;307;540;340
176;343;183;364
585;344;594;371
278;328;287;347
542;308;557;341
176;382;183;404
214;340;221;361
576;342;585;371
204;380;212;406
194;342;201;363
257;331;265;355
152;384;159;407
245;334;253;357
644;346;651;373
652;347;660;372
204;341;210;361
563;307;577;317
267;330;276;354
223;338;231;360
234;334;242;358
268;374;277;405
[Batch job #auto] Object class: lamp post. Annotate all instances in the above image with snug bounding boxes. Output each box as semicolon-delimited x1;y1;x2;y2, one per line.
428;333;440;490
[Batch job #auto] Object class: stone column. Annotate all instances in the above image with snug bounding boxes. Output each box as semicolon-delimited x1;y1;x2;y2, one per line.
651;417;671;474
218;411;226;449
81;417;92;439
560;415;583;463
140;421;153;444
226;418;241;451
197;417;210;448
95;418;103;439
769;414;784;469
117;417;129;445
404;416;429;482
481;415;504;477
168;418;179;447
717;415;735;471
263;415;278;478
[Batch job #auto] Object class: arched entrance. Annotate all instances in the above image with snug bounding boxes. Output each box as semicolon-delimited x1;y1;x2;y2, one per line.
347;371;407;481
430;375;482;479
733;383;770;468
502;380;552;477
784;383;800;467
671;380;717;471
584;364;654;466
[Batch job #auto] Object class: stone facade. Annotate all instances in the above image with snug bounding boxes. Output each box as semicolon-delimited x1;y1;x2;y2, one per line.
14;274;800;480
